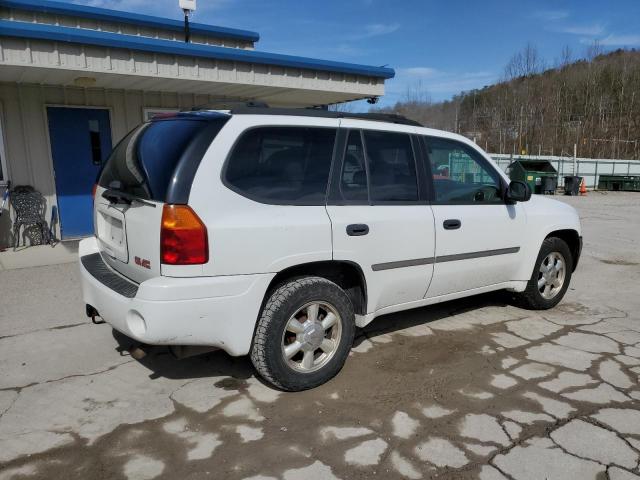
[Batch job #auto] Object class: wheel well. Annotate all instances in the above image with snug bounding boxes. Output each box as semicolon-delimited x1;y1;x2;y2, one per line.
265;261;367;315
546;229;581;271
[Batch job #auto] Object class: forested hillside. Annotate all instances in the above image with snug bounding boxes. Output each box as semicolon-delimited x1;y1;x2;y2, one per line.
377;47;640;159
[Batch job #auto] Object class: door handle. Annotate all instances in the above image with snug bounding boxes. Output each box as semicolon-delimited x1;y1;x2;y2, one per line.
346;224;369;236
443;219;461;230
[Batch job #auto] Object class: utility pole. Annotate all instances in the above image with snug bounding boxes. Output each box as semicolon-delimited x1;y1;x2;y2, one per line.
518;105;523;154
454;104;459;134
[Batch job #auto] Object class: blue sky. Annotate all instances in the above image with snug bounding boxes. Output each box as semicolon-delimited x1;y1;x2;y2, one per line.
72;0;640;108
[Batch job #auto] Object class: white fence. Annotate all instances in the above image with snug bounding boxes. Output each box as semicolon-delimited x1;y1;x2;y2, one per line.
490;154;640;189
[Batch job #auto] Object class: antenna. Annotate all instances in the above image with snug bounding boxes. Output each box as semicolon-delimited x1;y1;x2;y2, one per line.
179;0;196;43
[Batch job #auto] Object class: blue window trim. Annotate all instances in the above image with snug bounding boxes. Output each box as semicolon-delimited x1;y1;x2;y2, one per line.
0;0;260;42
0;20;396;79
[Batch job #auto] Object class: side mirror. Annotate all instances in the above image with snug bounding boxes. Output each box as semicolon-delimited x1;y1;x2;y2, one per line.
506;180;532;203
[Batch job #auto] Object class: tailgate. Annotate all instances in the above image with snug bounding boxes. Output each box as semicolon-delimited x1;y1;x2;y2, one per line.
92;112;229;283
95;186;163;283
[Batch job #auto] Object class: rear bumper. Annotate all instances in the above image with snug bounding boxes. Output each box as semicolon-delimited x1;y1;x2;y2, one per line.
79;237;273;356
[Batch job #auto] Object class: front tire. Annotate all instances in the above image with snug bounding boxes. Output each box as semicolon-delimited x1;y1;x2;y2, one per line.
515;237;573;310
250;276;355;391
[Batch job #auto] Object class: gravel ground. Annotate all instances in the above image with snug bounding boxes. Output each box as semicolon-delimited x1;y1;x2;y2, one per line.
0;191;639;480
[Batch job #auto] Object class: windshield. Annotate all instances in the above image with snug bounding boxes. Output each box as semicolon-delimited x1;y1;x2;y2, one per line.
98;115;228;201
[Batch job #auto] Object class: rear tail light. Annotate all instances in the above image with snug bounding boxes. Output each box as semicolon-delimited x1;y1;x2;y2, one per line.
92;183;97;200
160;205;208;265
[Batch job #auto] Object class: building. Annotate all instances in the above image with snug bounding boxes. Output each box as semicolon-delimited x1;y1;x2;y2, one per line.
0;0;394;251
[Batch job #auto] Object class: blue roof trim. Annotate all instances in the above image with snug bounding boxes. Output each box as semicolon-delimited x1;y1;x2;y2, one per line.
0;20;396;79
0;0;260;42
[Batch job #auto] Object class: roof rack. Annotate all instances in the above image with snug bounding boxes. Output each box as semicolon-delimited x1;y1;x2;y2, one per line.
188;103;421;127
228;106;423;127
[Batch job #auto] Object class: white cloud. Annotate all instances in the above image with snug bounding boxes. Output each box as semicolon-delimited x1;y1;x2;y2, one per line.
401;67;440;78
364;23;400;36
330;44;367;57
599;34;640;46
533;10;569;21
349;23;400;40
559;23;605;36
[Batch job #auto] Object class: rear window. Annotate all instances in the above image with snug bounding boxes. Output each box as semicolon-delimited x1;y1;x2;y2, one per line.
224;127;337;205
98;116;227;201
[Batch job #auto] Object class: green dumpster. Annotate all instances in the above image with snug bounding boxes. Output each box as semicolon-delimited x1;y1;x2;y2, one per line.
507;160;558;194
597;175;640;192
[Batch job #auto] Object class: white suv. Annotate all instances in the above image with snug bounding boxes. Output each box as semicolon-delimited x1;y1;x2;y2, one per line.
79;107;582;391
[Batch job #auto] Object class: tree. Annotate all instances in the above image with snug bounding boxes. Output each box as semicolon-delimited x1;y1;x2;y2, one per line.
374;46;640;159
504;43;544;80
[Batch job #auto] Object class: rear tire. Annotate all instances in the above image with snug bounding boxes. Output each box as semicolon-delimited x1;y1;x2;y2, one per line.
250;276;355;391
514;237;573;310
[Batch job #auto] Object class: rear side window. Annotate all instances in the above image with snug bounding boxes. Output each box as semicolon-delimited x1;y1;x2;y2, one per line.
339;131;368;201
224;127;336;205
99;116;228;201
364;131;419;202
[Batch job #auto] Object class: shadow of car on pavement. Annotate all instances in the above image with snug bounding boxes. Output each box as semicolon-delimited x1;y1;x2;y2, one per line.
110;290;514;387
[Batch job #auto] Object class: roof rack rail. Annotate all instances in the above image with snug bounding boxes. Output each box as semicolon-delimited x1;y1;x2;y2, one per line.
224;106;422;127
343;112;422;127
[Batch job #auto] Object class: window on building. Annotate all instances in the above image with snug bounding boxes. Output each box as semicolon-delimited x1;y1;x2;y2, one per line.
225;127;337;204
363;130;419;202
142;108;180;122
424;137;502;204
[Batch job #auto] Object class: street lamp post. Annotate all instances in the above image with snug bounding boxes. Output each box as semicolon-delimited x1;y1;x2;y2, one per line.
179;0;196;43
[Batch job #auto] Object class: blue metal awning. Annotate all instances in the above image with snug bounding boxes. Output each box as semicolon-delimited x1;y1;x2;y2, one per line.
0;0;260;42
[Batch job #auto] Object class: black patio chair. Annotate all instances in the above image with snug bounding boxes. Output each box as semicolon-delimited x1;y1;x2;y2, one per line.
11;185;51;249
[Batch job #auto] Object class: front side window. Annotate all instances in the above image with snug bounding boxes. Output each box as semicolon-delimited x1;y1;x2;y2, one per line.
225;127;336;204
363;131;419;202
424;137;503;203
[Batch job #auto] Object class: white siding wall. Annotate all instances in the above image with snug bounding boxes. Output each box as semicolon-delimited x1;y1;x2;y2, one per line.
0;36;385;101
0;82;233;247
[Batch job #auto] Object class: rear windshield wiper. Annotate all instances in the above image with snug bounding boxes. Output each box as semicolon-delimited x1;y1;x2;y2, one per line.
102;189;156;208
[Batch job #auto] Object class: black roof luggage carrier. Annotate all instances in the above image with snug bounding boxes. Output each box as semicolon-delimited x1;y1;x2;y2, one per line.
189;102;422;127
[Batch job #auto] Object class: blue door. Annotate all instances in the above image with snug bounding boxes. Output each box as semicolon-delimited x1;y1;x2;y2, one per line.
47;107;112;239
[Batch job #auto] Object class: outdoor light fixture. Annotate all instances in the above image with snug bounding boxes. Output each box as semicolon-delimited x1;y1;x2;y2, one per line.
179;0;196;43
73;76;97;87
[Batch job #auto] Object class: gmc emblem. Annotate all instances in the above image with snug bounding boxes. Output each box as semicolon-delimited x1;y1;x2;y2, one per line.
134;256;151;269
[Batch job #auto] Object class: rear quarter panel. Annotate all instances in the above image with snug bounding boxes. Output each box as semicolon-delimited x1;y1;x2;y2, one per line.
188;115;338;276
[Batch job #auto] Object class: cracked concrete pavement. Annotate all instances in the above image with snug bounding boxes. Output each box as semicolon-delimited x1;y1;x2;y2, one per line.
0;192;639;480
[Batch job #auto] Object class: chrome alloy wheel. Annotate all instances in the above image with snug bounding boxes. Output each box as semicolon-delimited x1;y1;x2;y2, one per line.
538;251;566;300
281;301;342;373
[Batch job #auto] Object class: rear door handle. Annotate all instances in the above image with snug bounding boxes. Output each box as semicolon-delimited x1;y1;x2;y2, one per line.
346;224;369;236
443;219;461;230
